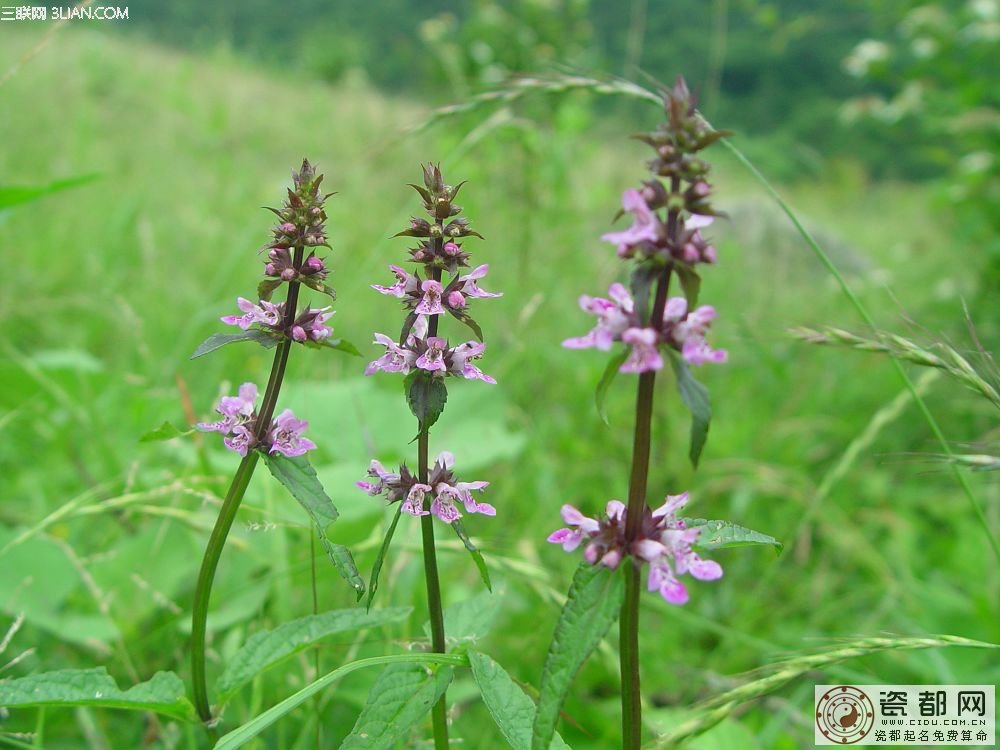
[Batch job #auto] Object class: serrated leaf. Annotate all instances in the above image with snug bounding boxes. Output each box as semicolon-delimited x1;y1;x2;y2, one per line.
215;607;412;702
257;279;283;301
469;652;571;750
340;662;454;750
0;174;100;210
675;265;701;309
190;330;281;359
595;349;629;425
0;668;195;721
451;518;491;591
684;519;783;553
366;505;404;611
139;421;193;443
263;454;364;598
531;563;624;750
404;370;448;431
668;351;711;468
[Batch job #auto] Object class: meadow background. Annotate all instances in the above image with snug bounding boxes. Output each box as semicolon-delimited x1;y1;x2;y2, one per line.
1;1;998;747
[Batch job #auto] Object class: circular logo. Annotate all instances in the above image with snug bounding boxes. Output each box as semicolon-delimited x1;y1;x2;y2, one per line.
816;686;875;744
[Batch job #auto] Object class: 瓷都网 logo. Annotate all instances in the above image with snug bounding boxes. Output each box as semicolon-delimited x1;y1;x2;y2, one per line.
817;685;876;744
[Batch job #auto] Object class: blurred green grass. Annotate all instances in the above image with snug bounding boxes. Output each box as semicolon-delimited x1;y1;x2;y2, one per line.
0;27;997;749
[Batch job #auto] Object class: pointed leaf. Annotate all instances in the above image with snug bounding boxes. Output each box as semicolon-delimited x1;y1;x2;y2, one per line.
684;519;783;553
263;453;364;598
426;588;502;645
398;311;419;346
469;652;571;750
531;563;624;750
595;349;629;425
257;279;283;301
449;308;485;342
305;337;362;357
300;276;337;301
675;265;701;309
0;173;100;210
191;330;281;359
0;668;195;721
451;518;492;591
215;607;412;702
139;421;193;443
668;351;711;468
340;662;454;749
404;370;448;431
630;262;660;323
366;505;404;611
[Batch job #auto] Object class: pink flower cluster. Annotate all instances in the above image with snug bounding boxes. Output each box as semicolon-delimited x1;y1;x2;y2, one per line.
602;188;718;264
563;282;726;372
373;262;501;314
197;382;316;458
357;451;495;524
365;314;495;383
548;493;722;605
222;298;334;343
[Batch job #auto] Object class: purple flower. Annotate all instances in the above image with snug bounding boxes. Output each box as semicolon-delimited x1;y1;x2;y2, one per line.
197;384;315;458
601;189;661;257
197;382;258;433
416;337;449;372
365;333;415;375
547;493;722;605
449;341;496;384
402;484;433;516
414;280;445;315
457;264;502;299
663;298;727;366
290;307;334;342
357;450;494;523
356;459;400;495
221;298;282;330
372;265;419;298
562;283;633;351
267;409;317;457
620;327;664;373
223;424;257;457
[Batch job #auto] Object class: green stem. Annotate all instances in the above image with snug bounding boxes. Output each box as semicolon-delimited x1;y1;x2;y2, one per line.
190;247;305;723
620;562;642;749
419;260;450;750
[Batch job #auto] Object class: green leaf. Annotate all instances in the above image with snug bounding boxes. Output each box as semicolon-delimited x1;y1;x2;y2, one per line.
595;349;629;425
531;563;624;750
684;519;783;553
404;369;448;431
675;264;701;309
306;337;362;357
0;174;100;210
427;587;502;646
469;652;571;750
449;308;485;342
668;351;711;468
213;654;466;750
0;668;195;722
301;276;338;301
340;662;454;749
366;505;404;611
139;421;193;443
451;518;492;591
215;607;412;702
630;262;659;323
263;453;364;598
257;279;283;301
191;330;281;359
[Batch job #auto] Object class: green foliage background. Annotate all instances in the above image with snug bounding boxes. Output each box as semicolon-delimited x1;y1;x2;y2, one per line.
0;1;997;748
